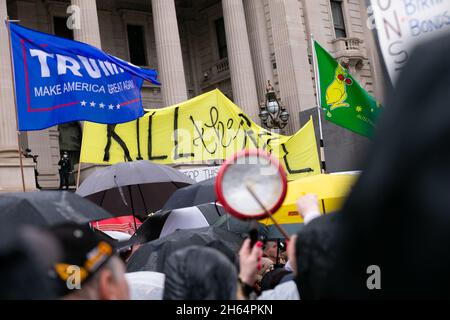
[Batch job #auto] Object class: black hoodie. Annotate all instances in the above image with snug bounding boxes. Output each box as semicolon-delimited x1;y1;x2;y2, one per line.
296;32;450;299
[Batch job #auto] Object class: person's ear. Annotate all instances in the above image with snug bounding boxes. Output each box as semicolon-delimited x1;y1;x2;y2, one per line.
98;269;117;300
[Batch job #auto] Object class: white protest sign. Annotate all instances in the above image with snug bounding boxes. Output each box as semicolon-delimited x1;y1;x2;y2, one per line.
180;166;221;182
370;0;450;83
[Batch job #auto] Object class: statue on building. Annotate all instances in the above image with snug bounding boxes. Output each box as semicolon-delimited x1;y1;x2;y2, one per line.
23;148;41;190
266;80;275;93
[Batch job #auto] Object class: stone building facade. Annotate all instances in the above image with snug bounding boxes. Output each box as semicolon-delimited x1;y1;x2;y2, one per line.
0;0;384;191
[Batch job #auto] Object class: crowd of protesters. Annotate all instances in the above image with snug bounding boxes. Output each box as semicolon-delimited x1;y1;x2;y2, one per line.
1;190;324;300
1;32;450;300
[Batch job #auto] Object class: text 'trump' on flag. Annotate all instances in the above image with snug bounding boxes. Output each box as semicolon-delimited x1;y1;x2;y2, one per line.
9;22;160;131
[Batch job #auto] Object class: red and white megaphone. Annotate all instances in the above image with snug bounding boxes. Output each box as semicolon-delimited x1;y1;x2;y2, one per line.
215;149;290;241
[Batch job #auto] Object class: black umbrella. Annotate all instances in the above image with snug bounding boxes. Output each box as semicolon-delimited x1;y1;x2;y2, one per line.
213;214;269;239
76;160;195;223
0;191;113;227
265;223;304;239
161;177;216;211
129;203;225;244
126;226;244;273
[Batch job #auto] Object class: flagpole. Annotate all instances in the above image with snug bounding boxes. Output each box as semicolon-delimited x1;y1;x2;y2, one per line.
6;18;26;192
76;123;85;190
76;161;82;190
310;34;327;174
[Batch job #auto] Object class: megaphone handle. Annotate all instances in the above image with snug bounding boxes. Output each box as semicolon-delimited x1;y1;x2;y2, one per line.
249;228;258;247
249;219;259;247
266;211;290;240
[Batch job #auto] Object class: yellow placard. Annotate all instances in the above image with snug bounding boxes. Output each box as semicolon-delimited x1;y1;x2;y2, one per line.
80;89;321;180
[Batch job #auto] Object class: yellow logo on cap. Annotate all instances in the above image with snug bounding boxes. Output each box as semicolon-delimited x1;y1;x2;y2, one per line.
54;241;113;283
55;263;88;282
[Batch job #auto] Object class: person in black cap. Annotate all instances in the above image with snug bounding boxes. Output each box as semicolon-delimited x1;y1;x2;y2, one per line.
49;223;129;300
58;151;71;190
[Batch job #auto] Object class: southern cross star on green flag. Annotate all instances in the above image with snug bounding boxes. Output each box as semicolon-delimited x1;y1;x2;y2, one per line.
313;40;381;138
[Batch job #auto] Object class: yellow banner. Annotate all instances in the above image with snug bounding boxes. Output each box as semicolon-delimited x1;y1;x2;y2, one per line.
80;89;321;180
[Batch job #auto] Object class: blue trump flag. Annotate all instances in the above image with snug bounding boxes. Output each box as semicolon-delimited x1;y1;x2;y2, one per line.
9;22;160;131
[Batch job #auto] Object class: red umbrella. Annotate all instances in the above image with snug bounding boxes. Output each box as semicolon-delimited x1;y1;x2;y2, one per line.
92;215;142;235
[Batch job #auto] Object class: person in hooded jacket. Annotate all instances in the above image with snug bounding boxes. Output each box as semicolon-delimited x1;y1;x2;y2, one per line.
163;239;263;300
294;33;450;299
163;246;239;300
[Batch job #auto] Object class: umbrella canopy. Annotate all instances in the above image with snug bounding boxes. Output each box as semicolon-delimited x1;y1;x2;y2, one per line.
161;177;216;211
126;271;165;300
213;214;269;238
76;160;195;219
0;191;114;227
159;203;224;238
131;203;225;244
260;173;358;227
214;214;296;240
126;226;244;273
265;224;304;239
91;215;143;234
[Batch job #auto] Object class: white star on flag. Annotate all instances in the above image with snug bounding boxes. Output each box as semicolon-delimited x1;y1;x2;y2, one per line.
99;103;105;109
116;104;121;110
90;101;96;107
81;100;87;107
109;104;114;110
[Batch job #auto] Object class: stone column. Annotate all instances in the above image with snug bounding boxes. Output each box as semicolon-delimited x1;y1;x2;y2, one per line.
152;0;188;106
244;0;274;104
71;0;102;48
0;1;35;191
0;13;17;154
69;0;103;188
70;0;101;131
269;0;316;133
222;0;259;122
